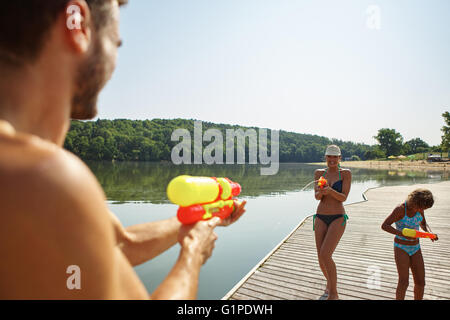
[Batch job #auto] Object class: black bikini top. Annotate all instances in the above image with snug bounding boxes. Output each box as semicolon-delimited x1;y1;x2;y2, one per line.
322;168;343;193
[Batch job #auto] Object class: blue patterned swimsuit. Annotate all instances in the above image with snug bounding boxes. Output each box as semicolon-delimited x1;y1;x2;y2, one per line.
394;202;423;256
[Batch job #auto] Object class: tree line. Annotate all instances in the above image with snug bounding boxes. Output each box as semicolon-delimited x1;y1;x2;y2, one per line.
64;114;448;162
64;119;374;162
372;112;449;158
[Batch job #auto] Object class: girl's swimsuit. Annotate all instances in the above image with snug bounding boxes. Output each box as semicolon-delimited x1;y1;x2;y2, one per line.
313;168;349;230
394;202;423;256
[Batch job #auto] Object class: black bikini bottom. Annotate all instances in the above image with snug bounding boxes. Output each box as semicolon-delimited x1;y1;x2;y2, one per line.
313;214;349;230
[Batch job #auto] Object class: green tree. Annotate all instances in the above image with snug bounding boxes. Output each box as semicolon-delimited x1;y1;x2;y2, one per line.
64;118;377;163
374;128;403;156
403;138;430;155
441;111;450;152
364;147;386;160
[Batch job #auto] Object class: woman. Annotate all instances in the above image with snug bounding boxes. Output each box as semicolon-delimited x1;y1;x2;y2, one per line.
313;145;351;300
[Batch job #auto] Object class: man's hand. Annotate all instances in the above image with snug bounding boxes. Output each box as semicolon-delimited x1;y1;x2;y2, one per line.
219;200;247;227
178;218;222;265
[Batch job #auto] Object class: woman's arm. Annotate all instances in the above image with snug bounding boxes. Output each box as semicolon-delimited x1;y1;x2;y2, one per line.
314;169;324;200
326;170;352;202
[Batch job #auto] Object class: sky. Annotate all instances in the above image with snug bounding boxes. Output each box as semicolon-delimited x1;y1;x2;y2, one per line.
97;0;450;146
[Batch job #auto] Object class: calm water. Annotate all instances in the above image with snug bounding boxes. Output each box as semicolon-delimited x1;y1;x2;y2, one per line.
86;161;448;299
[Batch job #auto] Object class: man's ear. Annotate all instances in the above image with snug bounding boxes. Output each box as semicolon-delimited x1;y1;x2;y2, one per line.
64;0;92;54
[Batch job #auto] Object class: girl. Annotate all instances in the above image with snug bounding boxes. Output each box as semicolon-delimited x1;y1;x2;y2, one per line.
313;145;352;300
381;189;437;300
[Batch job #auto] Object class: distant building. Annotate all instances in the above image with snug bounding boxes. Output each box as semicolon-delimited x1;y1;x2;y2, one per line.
427;154;442;162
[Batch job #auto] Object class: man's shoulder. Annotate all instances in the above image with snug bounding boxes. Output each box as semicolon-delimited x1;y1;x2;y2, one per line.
0;131;72;178
0;133;107;222
0;134;116;299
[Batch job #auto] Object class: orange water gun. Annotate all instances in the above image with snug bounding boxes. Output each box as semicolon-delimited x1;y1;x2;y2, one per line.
317;176;327;189
402;228;437;240
167;175;241;225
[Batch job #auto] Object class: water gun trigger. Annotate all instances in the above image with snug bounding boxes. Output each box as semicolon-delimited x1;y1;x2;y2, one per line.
202;200;234;220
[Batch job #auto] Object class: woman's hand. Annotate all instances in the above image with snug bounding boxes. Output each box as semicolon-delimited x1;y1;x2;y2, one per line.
320;186;331;196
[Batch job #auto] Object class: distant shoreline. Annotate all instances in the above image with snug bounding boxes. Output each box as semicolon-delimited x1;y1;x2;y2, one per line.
309;160;449;172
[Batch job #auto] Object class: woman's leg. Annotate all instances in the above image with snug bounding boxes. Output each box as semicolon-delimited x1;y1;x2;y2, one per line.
319;217;346;300
314;217;329;293
410;249;425;300
394;245;411;300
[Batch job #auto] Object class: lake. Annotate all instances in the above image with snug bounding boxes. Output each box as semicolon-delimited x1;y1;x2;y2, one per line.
86;161;448;300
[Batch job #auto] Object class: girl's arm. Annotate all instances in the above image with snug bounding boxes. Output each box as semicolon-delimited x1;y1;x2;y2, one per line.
381;205;404;237
420;215;439;241
420;214;429;232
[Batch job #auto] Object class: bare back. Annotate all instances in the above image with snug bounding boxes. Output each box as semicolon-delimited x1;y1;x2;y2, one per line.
0;129;148;299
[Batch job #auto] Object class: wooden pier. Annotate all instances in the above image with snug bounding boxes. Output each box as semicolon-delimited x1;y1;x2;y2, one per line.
223;181;450;300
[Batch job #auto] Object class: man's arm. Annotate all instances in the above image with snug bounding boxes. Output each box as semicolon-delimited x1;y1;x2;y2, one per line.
151;218;221;300
110;201;247;267
110;212;181;266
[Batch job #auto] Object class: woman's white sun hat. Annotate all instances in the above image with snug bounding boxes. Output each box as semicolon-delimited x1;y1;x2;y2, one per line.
325;145;341;156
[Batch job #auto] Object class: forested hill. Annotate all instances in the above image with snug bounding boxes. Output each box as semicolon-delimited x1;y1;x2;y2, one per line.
64;118;375;162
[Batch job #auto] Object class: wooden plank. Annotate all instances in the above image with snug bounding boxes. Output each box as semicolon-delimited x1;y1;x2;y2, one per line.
224;181;450;300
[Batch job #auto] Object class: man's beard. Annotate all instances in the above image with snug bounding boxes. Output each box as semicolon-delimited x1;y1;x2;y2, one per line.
70;38;107;120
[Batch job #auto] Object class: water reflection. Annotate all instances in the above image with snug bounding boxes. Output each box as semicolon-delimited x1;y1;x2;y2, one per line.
86;161;448;203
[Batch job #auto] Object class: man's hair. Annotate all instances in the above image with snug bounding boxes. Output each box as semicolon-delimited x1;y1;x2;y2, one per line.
407;188;434;210
0;0;127;67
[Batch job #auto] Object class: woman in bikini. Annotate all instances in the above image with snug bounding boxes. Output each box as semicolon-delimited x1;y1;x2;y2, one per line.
313;145;351;300
381;189;437;300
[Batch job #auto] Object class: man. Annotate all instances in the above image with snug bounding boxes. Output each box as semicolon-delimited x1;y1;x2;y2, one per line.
0;0;246;299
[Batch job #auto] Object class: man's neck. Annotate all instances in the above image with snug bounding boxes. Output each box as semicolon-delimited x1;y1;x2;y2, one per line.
0;63;72;146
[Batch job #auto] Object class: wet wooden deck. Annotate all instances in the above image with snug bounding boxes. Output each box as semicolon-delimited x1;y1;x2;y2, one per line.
223;181;450;300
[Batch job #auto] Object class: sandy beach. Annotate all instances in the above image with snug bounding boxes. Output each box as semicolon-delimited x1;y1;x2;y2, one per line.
311;160;449;172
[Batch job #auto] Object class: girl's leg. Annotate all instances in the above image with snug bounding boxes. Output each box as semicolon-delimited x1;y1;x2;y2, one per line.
319;217;346;300
410;249;425;300
314;217;329;293
394;246;411;300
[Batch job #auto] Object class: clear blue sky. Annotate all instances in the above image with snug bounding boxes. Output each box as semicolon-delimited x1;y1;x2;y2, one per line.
97;0;450;146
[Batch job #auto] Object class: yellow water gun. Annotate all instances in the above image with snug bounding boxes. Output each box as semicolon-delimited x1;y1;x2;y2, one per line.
167;175;242;225
402;228;437;240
